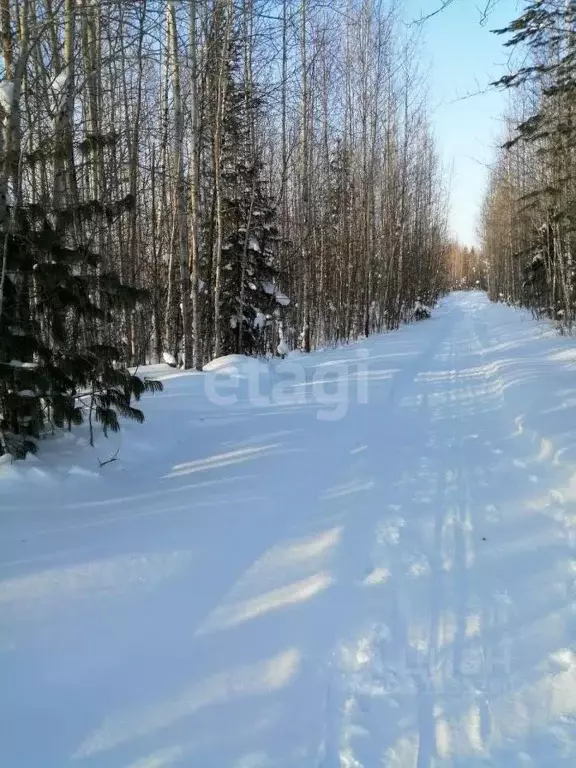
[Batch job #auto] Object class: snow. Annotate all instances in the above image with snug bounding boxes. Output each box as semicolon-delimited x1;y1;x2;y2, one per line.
262;281;290;306
0;80;14;113
202;354;269;377
277;339;290;357
162;351;177;367
3;292;576;766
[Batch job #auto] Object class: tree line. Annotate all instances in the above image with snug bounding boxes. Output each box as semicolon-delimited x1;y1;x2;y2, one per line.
482;0;576;328
447;242;487;291
0;0;450;458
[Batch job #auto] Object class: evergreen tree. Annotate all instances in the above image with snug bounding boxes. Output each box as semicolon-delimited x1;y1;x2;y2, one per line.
488;1;576;323
215;43;287;357
0;157;162;459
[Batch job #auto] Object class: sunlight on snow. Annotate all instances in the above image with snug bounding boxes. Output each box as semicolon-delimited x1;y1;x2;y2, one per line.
435;711;453;759
6;294;576;765
553;469;576;504
408;620;429;656
375;517;406;547
321;480;375;500
362;567;389;586
123;745;185;768
197;572;333;634
465;704;485;754
406;554;430;579
438;611;457;649
193;526;342;637
382;670;576;768
550;649;576;671
337;623;391;677
536;437;554;463
452;665;576;759
164;445;281;478
382;733;419;767
0;550;193;608
465;613;481;638
205;525;341;603
270;526;342;569
75;647;301;759
197;526;342;636
416;364;494;382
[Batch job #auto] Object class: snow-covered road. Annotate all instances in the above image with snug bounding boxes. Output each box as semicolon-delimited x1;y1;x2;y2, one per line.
2;292;576;767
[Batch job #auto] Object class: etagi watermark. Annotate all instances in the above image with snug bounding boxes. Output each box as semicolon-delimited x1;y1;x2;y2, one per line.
204;349;370;421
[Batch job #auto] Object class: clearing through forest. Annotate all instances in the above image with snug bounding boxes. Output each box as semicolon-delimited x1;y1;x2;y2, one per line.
1;292;576;767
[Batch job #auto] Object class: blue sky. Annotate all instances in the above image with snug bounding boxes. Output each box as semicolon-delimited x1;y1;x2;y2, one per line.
404;0;520;246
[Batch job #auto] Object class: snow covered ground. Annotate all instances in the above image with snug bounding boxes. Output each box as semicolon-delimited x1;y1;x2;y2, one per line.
2;291;576;767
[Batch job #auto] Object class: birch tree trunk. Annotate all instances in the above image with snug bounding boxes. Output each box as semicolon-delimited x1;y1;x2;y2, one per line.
168;0;192;368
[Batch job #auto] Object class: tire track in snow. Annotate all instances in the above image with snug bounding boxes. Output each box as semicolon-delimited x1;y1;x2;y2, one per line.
383;331;460;768
447;314;506;761
413;336;459;768
319;295;576;767
318;316;458;767
421;312;502;763
450;321;484;690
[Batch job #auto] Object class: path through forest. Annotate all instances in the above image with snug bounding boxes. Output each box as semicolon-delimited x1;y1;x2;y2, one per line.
1;292;576;767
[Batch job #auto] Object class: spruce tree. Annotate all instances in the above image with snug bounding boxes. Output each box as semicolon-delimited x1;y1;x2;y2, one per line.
215;44;287;357
0;148;162;459
492;1;576;322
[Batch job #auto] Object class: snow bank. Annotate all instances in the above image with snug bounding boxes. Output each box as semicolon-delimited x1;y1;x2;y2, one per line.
203;354;269;376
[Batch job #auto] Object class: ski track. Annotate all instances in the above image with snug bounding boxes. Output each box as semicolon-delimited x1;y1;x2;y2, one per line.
2;292;576;767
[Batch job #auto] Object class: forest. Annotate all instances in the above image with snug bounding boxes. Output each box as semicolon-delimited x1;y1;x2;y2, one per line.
482;0;576;328
3;0;576;459
0;0;449;458
5;3;576;765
